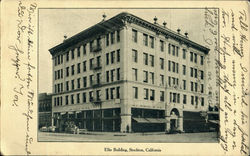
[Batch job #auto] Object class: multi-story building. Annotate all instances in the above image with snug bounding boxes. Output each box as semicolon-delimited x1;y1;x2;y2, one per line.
49;12;209;133
38;93;52;128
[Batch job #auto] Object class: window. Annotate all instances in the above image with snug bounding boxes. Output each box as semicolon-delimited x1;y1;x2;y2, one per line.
200;70;204;80
172;45;175;56
201;97;204;106
117;30;120;42
176;47;179;57
82;92;86;102
133;87;138;99
160;40;164;52
54;71;57;80
71;50;74;59
190;67;193;77
194;68;198;78
89;91;93;102
168;76;171;87
111;51;115;64
71;94;74;104
143;34;148;46
183;65;186;75
143;71;148;83
106;53;109;65
116;87;120;98
149;55;154;67
132;49;138;62
83;61;87;72
66;81;69;91
77;63;81;74
117;68;120;81
111;32;114;44
83;44;86;55
60;83;63;92
194;53;197;63
143;53;148;65
90;75;93;85
77;47;80;57
160;74;164;86
132;68;138;81
168;43;171;54
89;58;94;69
183;49;186;59
71;65;75;75
77;93;80;103
173;93;176;103
200;55;204;65
177;93;180;103
83;77;87;87
150;89;155;101
117;49;120;62
97;56;101;67
176;63;179;73
191;96;194;105
111;69;115;82
160;91;164;101
150;72;154;84
71;80;74;90
61;69;63;78
195;96;198;105
201;84;204;93
65;96;69;105
172;62;175;72
106;71;109;82
89;41;93;52
195;82;198;92
66;52;69;61
97;73;101;84
170;92;172;102
183;80;186;90
150;36;154;48
144;88;149;100
191;81;193;91
110;88;115;99
190;52;193;62
106;34;109;46
96;90;101;100
160;58;164;69
77;78;81;89
106;88;109;100
132;29;137;43
66;67;69;77
183;94;187;104
168;60;171;71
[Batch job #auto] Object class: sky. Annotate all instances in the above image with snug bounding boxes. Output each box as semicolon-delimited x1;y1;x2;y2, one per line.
39;9;206;93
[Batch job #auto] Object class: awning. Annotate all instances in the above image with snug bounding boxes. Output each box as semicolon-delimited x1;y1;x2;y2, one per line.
208;120;219;124
133;118;167;123
60;112;66;115
133;118;149;123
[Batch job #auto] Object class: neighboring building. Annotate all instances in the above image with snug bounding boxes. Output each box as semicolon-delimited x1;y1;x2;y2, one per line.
49;12;210;133
38;93;52;128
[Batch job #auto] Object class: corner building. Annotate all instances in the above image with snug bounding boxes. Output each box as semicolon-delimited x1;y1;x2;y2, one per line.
49;12;209;133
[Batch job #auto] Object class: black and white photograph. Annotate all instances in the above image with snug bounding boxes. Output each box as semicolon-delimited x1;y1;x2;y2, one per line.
38;8;220;143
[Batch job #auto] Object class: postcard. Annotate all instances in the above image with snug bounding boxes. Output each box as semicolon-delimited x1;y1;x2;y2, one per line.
1;0;249;155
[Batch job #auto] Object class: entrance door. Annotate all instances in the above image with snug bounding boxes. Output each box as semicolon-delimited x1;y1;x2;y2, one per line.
170;119;176;131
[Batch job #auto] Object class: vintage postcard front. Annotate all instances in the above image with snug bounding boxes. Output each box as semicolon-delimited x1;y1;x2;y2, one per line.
1;0;249;155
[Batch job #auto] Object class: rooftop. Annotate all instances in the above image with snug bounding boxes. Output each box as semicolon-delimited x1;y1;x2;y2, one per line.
49;12;209;55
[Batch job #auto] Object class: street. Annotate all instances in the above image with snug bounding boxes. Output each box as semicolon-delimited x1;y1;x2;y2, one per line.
38;131;218;143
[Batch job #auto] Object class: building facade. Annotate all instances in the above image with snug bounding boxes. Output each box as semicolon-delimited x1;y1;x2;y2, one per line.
49;12;210;133
38;93;52;128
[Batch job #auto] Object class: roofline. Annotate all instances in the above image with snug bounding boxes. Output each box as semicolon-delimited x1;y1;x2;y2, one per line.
49;12;209;55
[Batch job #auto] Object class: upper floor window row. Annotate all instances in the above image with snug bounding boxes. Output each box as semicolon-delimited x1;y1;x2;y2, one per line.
54;54;63;66
106;30;121;46
190;52;204;65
